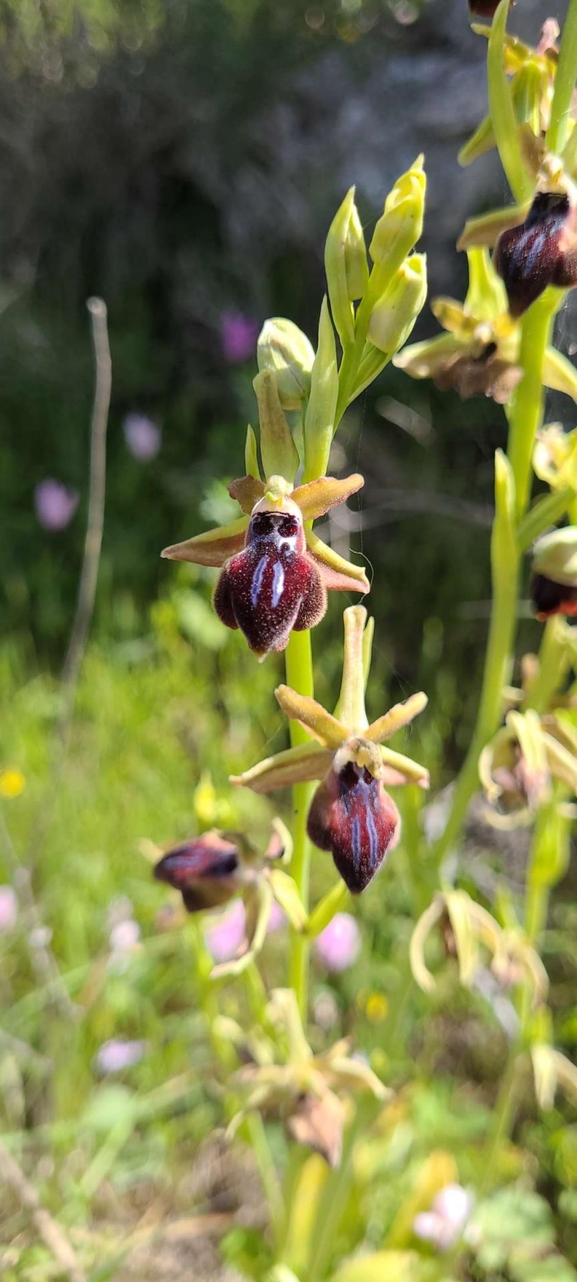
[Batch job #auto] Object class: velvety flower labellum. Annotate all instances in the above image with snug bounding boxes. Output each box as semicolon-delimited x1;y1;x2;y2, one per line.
468;0;510;15
531;573;577;619
307;748;401;894
153;831;243;913
214;503;326;657
495;193;577;317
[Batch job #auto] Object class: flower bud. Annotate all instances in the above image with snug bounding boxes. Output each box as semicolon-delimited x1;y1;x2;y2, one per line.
367;254;427;354
213;497;327;658
324;187;369;344
154;831;246;913
257;318;315;410
494;190;577;317
369;156;426;271
307;741;401;894
531;526;577;618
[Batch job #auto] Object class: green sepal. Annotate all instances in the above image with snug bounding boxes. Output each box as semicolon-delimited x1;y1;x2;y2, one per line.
543;347;577;402
303;297;339;481
253;370;300;483
268;868;308;932
245;424;261;479
459;113;496;166
464;247;507;320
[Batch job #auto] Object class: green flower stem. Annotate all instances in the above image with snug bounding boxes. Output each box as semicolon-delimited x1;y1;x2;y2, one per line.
480;619;568;1193
547;0;577;156
307;1101;373;1282
305;879;349;939
247;1113;286;1243
524;617;570;714
507;295;557;522
479;1050;522;1194
431;300;557;870
285;628;315;1019
335;300;375;427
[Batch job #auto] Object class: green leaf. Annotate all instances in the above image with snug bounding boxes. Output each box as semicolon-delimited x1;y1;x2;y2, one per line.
487;0;533;203
333;1250;434;1282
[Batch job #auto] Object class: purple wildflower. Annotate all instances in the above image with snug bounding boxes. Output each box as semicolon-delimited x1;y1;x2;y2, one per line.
109;919;141;954
204;900;246;963
414;1184;474;1251
123;413;161;461
267;900;286;932
95;1038;146;1074
34;480;79;531
220;311;259;363
0;886;18;932
313;912;361;973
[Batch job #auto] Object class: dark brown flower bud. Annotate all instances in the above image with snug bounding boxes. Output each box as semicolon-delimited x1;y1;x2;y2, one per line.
307;742;401;894
494;191;577;317
213;500;327;658
153;831;245;913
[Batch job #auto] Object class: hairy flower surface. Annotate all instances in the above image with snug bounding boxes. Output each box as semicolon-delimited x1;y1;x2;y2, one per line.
154;830;249;914
162;472;369;658
233;606;428;892
495;190;577;316
153;820;303;977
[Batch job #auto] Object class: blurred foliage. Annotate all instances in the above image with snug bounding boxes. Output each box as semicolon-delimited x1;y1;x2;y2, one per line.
0;0;500;732
1;595;577;1276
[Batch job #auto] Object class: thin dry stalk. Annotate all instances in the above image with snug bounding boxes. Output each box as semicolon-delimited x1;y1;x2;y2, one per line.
0;1138;86;1282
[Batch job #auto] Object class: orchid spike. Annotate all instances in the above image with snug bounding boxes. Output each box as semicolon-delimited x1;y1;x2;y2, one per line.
232;606;429;892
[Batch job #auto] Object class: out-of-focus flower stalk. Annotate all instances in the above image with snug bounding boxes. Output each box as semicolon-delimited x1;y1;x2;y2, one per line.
432;0;577;875
546;0;577;155
285;628;315;1019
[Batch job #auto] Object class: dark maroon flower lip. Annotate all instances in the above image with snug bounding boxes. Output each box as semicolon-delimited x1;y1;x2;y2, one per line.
531;572;577;620
494;191;577;318
468;0;500;14
153;833;243;913
214;508;327;656
307;758;400;894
